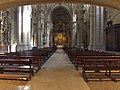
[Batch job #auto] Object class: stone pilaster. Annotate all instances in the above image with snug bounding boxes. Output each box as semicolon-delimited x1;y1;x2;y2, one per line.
10;8;18;52
76;4;84;48
16;5;32;51
89;5;96;50
71;21;77;47
0;9;12;53
94;6;105;51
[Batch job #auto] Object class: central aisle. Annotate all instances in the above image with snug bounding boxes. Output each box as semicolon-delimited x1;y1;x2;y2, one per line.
27;49;90;90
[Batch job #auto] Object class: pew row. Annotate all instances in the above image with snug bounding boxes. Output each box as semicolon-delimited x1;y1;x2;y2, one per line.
77;56;120;82
0;59;34;80
64;47;120;82
0;47;56;80
0;55;41;72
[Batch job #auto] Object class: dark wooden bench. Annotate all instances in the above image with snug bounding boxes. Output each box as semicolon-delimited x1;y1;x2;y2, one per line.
19;52;46;65
69;51;114;63
74;54;115;70
0;59;34;80
78;56;120;82
0;47;56;81
0;54;41;71
5;52;46;65
16;56;41;71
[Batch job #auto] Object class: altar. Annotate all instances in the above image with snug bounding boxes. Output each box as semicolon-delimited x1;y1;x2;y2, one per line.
54;32;66;46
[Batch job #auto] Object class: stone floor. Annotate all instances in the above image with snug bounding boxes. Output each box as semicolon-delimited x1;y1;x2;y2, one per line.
1;49;120;90
0;49;90;90
87;51;120;90
27;49;90;90
88;81;120;90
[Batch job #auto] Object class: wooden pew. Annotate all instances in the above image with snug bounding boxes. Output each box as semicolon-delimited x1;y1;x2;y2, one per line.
0;59;34;80
0;47;56;81
3;47;56;70
19;52;46;65
78;56;120;82
0;54;41;72
5;52;46;65
16;56;41;71
74;53;115;70
68;51;114;65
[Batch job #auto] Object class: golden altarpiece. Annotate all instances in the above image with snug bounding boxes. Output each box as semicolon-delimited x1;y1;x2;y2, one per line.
51;7;71;48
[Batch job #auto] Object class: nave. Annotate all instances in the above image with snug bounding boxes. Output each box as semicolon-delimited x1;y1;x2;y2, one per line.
0;49;90;90
1;49;120;90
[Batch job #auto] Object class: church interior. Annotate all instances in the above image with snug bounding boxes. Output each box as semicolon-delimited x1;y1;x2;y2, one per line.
0;0;120;90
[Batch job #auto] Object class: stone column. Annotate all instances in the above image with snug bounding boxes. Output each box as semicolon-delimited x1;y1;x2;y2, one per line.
89;5;105;51
44;21;50;47
10;8;18;52
35;4;47;48
37;17;43;48
103;8;108;51
71;21;77;47
99;7;105;51
44;21;53;47
31;5;40;48
89;5;96;50
38;5;45;48
94;6;105;51
49;29;53;47
76;20;80;48
16;5;32;51
0;11;2;46
1;9;12;53
76;5;84;48
18;6;23;44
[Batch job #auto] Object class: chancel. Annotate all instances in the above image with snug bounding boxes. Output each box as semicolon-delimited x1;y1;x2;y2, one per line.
52;7;71;48
0;0;120;90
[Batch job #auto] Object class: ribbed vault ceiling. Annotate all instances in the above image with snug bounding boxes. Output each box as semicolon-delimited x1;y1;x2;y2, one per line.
0;0;120;10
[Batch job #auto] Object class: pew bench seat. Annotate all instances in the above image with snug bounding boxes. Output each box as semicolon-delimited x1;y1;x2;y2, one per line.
0;59;33;80
0;74;31;80
81;58;120;82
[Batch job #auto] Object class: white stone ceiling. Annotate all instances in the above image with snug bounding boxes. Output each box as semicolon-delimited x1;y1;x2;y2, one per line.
0;0;120;10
